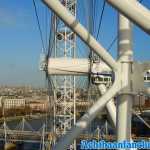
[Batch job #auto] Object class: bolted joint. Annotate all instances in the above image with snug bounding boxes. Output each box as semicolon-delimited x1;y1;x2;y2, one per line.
116;61;134;95
116;61;150;95
132;62;144;94
118;55;133;63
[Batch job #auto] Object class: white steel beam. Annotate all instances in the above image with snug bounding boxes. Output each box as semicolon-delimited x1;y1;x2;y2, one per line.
48;58;111;75
98;84;116;127
117;12;133;142
99;84;137;150
106;0;150;34
48;58;89;75
42;0;118;71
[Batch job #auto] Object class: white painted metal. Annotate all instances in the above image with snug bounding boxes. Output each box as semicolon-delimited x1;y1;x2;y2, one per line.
52;80;121;150
4;121;7;144
48;58;89;75
117;94;133;140
98;84;116;127
105;120;108;136
42;124;45;150
106;100;116;127
106;0;150;34
42;0;118;71
22;118;25;131
48;58;111;75
98;84;136;150
117;12;133;142
73;76;76;150
52;1;77;150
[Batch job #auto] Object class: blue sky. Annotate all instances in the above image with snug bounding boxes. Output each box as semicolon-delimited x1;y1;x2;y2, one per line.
0;0;149;87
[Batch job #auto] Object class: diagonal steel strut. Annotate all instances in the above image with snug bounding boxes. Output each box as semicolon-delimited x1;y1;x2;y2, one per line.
42;0;118;71
52;79;121;150
106;0;150;34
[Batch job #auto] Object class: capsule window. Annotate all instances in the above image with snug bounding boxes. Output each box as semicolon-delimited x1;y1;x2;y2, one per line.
147;77;150;80
104;78;108;81
99;77;103;81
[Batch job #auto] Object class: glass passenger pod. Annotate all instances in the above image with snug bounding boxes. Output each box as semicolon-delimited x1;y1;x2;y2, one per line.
144;70;150;83
91;73;112;85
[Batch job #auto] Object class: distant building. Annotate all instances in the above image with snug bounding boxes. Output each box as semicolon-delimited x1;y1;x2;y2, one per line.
0;98;26;109
29;99;49;112
0;95;50;112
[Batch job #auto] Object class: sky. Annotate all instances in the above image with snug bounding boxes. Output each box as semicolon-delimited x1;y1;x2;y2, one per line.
0;0;149;87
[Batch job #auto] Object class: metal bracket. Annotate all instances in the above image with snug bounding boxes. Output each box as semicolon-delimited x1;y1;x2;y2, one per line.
131;61;150;94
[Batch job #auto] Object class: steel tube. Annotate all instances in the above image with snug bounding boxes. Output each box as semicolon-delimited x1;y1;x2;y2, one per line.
117;94;133;140
42;0;118;71
106;99;116;127
106;0;150;34
117;11;133;144
48;58;89;75
98;84;116;127
48;58;111;75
